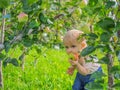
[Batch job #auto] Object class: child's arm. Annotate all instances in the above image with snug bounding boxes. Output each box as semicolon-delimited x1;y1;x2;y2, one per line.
67;65;76;75
69;57;89;76
67;53;79;75
76;62;89;76
78;56;85;65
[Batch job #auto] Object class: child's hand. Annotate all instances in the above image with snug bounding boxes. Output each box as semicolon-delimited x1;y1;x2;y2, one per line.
67;66;75;75
69;59;79;66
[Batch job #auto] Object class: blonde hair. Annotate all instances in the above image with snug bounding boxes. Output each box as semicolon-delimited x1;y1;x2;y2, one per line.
63;29;84;44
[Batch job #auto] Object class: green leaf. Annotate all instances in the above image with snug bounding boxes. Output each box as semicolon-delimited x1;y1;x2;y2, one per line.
3;57;19;66
47;19;53;25
99;57;109;64
105;1;115;9
29;20;39;29
81;46;96;56
4;41;11;53
110;65;120;73
36;47;42;53
3;61;7;67
19;54;25;61
90;71;105;79
3;57;11;67
38;0;42;5
85;82;103;90
10;58;19;66
117;12;120;19
116;50;120;62
116;50;120;56
0;54;6;61
21;0;31;13
22;36;34;47
88;33;98;40
115;22;120;31
112;82;120;88
95;44;105;49
100;32;111;42
39;13;47;24
97;18;115;30
88;0;98;7
28;0;38;6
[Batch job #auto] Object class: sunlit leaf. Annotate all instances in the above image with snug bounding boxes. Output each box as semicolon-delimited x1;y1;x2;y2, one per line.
0;0;10;8
88;0;98;7
95;44;105;49
117;12;120;19
28;0;38;6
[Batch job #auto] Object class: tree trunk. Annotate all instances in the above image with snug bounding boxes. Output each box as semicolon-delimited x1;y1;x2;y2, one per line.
0;9;6;88
107;54;114;90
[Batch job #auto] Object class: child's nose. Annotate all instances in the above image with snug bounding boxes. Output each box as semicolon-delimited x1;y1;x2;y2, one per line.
67;48;72;53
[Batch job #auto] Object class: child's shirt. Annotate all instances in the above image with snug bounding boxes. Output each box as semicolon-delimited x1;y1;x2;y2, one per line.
84;56;101;74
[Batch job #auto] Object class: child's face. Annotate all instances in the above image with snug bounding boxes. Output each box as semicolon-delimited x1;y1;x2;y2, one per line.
64;39;81;55
63;30;86;55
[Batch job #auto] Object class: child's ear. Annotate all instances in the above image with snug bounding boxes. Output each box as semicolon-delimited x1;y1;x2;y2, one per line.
81;41;87;49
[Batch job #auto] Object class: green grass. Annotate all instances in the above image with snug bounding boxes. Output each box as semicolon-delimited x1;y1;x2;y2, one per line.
3;48;76;90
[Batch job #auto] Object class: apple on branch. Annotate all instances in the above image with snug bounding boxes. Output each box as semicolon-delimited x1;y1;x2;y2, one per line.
17;12;28;22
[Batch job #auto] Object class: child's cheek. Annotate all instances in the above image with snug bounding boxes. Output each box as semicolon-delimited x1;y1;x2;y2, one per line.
78;46;82;51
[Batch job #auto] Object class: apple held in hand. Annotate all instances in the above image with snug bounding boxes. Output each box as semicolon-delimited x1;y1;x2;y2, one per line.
68;53;79;61
17;12;28;22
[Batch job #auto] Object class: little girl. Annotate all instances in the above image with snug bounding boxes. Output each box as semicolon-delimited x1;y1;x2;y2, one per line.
63;29;102;90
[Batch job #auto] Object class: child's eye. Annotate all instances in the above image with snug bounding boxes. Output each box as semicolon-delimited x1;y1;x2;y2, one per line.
71;45;76;48
65;46;68;49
